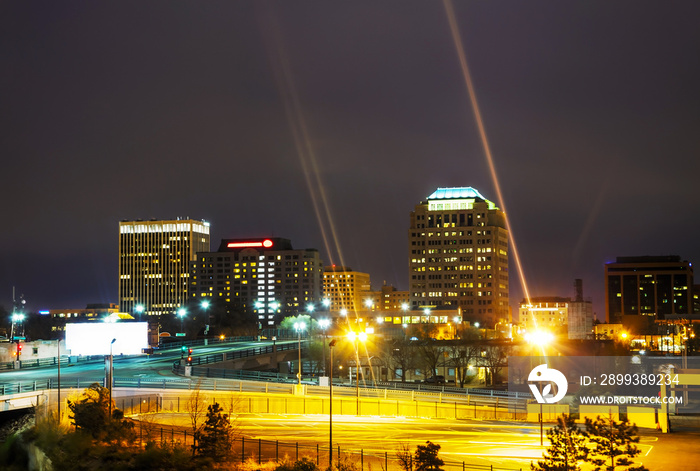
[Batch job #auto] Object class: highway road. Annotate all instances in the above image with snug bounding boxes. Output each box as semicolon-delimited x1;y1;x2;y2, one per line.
0;340;285;385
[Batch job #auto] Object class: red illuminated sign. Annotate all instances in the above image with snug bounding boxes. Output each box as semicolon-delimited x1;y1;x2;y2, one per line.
227;239;274;249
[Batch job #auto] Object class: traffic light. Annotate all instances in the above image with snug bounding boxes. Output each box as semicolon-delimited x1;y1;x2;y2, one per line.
16;342;22;357
186;348;193;366
181;345;187;358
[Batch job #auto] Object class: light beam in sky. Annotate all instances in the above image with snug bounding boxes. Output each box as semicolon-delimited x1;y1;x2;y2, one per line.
443;0;532;305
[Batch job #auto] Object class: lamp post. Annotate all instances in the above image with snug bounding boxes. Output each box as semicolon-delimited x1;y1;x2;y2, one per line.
328;338;337;467
134;304;145;321
201;300;210;340
177;307;186;335
526;330;553;446
319;319;330;376
294;321;306;385
108;338;116;419
347;330;368;413
57;337;61;424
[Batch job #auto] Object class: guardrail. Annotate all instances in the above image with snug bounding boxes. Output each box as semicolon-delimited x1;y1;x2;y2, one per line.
0;338;298;372
172;359;531;401
0;376;528;412
0;354;106;372
174;342;301;369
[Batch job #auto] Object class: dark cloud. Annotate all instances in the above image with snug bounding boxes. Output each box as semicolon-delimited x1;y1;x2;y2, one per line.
1;1;699;318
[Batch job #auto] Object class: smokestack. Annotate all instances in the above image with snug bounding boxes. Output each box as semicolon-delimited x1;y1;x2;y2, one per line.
574;279;583;302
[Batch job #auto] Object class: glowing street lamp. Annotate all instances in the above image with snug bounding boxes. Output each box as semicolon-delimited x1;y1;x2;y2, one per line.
347;330;368;412
134;304;145;320
294;321;307;385
364;299;374;311
526;330;553;446
177;307;186;334
108;338;116;419
306;304;315;314
318;318;331;376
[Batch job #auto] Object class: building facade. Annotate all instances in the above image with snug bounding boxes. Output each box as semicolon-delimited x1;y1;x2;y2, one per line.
519;297;569;333
519;280;594;340
368;284;411;311
605;256;694;329
190;238;323;326
323;265;372;313
119;218;210;316
408;187;509;327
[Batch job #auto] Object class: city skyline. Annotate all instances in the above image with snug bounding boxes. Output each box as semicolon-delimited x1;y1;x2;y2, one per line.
2;2;700;319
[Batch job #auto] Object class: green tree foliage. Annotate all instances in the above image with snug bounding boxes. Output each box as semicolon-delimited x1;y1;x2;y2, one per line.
66;383;134;443
532;414;588;471
276;457;319;471
195;402;234;461
414;441;444;471
67;383;112;438
584;414;649;471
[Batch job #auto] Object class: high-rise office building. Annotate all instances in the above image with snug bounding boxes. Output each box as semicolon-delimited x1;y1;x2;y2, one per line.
408;187;509;327
605;256;694;326
190;237;323;326
119;218;210;316
322;265;372;313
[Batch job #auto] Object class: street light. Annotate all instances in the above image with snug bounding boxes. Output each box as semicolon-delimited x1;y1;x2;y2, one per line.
328;338;337;468
108;338;116;419
134;304;145;320
526;330;553;446
319;319;331;376
201;300;211;339
294;321;306;385
347;330;368;413
57;337;62;424
177;307;186;334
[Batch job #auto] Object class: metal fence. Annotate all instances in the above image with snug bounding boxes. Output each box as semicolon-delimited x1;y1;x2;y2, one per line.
122;420;525;471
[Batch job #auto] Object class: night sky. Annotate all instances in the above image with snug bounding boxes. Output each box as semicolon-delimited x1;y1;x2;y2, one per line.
2;1;699;320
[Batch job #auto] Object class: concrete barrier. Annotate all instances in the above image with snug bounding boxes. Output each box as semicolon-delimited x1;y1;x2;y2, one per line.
526;403;569;422
578;405;619;424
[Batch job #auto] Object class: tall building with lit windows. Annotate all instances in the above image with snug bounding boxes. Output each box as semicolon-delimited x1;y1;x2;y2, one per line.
408;187;509;328
605;256;694;327
323;265;372;313
119;218;210;316
190;238;323;326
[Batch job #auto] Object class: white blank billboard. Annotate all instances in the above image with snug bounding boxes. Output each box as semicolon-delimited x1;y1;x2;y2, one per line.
65;322;149;356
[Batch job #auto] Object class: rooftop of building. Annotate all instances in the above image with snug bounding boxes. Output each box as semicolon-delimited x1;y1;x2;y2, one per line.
612;255;684;264
427;187;487;201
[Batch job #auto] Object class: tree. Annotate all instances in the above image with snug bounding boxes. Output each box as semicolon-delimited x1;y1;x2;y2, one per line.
416;340;444;380
414;441;444;471
66;383;133;442
532;414;588;471
187;381;208;455
479;341;512;386
395;443;413;471
447;329;480;387
195;402;234;461
383;338;417;382
584;414;649;471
